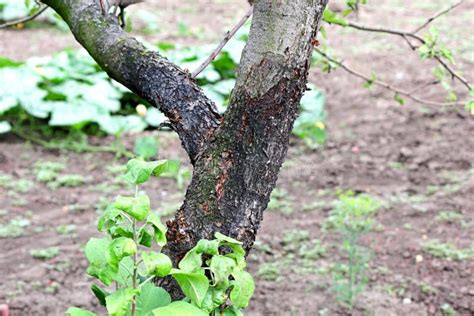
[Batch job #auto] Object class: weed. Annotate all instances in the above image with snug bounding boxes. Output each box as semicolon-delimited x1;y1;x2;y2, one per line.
30;247;59;260
268;188;293;215
440;303;457;316
436;211;464;223
257;262;282;281
0;173;34;192
419;282;438;295
0;217;30;238
325;191;380;309
34;161;66;182
422;240;473;260
298;240;327;260
56;224;77;236
282;230;310;245
48;174;86;189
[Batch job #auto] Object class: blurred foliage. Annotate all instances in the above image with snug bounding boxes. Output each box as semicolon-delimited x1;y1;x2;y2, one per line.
0;3;327;149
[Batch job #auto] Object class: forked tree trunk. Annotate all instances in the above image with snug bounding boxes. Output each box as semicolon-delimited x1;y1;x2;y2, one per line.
42;0;328;295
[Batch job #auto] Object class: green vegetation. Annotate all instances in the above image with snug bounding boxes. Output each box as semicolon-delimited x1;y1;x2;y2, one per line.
30;247;59;260
324;191;381;309
0;172;34;192
435;211;464;223
1;27;327;149
67;158;255;316
422;240;474;261
0;217;30;238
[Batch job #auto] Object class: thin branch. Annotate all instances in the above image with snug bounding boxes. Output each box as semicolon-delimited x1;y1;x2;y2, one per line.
343;6;472;91
407;80;440;95
191;6;253;78
0;5;48;29
412;0;465;34
315;48;463;107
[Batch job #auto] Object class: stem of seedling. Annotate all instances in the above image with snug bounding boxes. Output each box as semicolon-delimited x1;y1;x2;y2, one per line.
131;184;139;316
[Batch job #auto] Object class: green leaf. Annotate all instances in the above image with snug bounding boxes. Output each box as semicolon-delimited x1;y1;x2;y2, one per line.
394;93;405;105
97;205;132;238
66;307;98;316
134;136;158;160
223;306;244;316
85;238;117;286
123;159;180;184
178;248;203;273
135;283;171;315
215;232;246;270
109;237;137;263
230;270;255;309
138;226;153;247
106;288;139;316
195;239;220;256
323;8;348;26
142;251;172;277
0;57;22;68
114;257;134;286
201;287;227;314
210;255;236;288
114;195;150;221
170;269;209;307
91;284;109;307
151;301;208;316
146;213;167;246
215;232;242;245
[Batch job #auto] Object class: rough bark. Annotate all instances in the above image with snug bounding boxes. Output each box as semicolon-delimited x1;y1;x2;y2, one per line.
41;0;328;297
166;0;328;255
41;0;221;162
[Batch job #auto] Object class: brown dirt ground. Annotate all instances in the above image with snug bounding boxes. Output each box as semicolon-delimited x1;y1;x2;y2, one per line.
1;0;473;315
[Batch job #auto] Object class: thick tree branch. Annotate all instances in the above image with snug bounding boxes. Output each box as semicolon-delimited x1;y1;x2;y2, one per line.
41;0;221;162
167;0;329;259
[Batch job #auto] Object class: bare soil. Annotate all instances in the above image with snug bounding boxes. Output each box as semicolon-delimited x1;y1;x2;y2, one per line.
1;0;473;315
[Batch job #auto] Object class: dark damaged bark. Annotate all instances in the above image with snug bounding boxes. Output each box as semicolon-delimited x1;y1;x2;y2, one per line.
41;0;221;162
166;0;328;255
42;0;328;297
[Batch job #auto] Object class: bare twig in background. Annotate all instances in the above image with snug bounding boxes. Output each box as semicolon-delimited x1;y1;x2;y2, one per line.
412;0;465;34
332;1;471;91
0;5;48;29
191;6;253;78
315;48;463;107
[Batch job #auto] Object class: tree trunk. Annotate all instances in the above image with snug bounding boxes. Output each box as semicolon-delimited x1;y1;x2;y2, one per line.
42;0;328;296
167;0;328;254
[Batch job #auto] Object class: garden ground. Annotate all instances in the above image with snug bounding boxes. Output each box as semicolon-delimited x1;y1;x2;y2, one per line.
0;0;473;315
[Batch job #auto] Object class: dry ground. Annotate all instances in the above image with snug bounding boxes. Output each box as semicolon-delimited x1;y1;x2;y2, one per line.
1;0;473;315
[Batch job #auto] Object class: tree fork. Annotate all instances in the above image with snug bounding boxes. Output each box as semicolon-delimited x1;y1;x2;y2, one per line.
40;0;329;296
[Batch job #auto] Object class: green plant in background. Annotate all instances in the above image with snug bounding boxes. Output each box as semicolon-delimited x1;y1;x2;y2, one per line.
324;191;381;309
67;158;255;316
422;240;474;261
0;217;30;238
30;247;59;260
1;12;327;149
133;136;158;160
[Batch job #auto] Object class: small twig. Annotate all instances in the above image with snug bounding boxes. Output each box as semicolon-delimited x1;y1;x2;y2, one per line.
191;6;253;78
412;0;465;34
315;48;464;107
407;80;440;95
344;19;472;91
0;5;48;29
